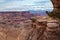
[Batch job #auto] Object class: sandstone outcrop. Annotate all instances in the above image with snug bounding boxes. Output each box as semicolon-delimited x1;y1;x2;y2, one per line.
51;0;60;13
0;16;60;40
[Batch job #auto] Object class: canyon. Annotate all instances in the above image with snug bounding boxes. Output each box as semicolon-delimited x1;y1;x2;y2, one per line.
0;0;60;40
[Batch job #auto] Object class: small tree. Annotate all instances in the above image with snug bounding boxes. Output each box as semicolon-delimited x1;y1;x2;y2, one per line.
46;11;60;19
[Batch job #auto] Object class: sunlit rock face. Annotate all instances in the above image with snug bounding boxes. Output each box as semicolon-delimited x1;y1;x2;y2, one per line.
51;0;60;13
47;20;59;27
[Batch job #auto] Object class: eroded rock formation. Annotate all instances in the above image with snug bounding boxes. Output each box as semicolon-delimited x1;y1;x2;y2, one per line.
0;0;60;40
0;16;60;40
51;0;60;13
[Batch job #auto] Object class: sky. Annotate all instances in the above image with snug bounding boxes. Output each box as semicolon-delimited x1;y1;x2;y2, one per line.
0;0;53;11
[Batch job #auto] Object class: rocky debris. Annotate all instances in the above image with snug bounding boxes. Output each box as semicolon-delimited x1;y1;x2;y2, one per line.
0;27;22;40
6;30;20;40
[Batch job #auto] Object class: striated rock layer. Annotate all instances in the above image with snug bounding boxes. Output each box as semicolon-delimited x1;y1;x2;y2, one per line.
0;16;60;40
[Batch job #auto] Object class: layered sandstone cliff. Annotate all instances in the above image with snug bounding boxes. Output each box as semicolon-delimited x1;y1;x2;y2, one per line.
0;16;60;40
